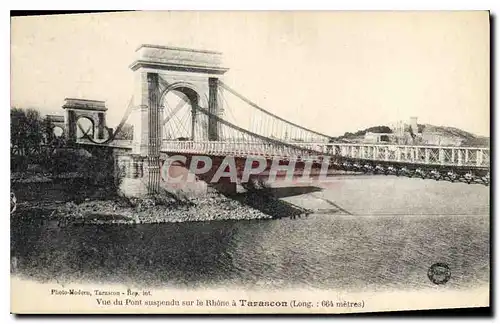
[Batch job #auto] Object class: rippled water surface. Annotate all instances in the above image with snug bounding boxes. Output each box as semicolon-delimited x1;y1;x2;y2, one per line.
11;177;490;292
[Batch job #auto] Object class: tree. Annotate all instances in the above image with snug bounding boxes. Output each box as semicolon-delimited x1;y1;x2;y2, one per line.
11;107;44;156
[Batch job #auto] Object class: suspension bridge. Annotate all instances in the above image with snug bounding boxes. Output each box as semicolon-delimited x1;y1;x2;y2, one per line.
50;45;490;196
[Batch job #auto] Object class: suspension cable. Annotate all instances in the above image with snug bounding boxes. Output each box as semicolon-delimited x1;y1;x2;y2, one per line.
219;81;333;141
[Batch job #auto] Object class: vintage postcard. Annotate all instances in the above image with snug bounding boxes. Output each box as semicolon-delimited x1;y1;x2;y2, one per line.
10;11;490;314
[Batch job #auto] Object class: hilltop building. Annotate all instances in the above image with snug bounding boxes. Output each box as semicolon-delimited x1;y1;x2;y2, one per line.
364;117;422;144
364;132;392;143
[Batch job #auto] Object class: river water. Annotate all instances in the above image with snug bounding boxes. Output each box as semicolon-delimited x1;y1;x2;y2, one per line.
11;176;490;292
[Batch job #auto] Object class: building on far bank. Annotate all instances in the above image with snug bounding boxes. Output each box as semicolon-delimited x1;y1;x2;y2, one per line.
409;116;418;135
364;132;392;143
387;117;422;145
364;117;422;144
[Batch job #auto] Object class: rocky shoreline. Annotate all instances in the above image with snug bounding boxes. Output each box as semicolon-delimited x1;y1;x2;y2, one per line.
11;170;317;225
13;190;311;225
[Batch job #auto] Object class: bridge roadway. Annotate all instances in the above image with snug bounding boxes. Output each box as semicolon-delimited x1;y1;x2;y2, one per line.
78;139;490;185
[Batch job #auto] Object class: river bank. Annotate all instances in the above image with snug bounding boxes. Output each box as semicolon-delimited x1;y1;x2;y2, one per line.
12;189;313;226
10;167;319;225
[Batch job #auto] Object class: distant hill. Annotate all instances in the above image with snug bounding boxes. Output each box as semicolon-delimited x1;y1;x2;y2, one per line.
334;124;489;147
422;124;489;147
338;126;393;139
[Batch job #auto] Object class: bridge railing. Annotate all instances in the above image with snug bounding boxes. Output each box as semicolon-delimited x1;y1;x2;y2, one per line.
288;142;490;168
161;140;317;160
162;140;489;168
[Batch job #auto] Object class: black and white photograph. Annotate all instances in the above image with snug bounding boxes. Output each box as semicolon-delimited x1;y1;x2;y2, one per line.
9;11;490;314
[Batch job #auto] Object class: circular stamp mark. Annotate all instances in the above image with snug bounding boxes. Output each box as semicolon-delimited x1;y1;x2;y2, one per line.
427;262;451;285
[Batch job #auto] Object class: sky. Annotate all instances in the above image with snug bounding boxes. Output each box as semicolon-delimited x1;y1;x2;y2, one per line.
11;11;490;137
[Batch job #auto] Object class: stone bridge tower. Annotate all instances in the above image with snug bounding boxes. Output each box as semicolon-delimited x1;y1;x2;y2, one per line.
129;44;229;156
62;98;107;143
129;44;229;193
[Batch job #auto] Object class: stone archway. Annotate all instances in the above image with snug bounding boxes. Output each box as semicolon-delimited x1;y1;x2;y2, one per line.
62;98;107;143
45;114;66;139
52;126;64;137
129;44;228;156
75;115;95;139
160;83;202;141
121;44;229;195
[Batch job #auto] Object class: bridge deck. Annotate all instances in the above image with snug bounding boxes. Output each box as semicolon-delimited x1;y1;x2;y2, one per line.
78;139;489;169
160;141;489;169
